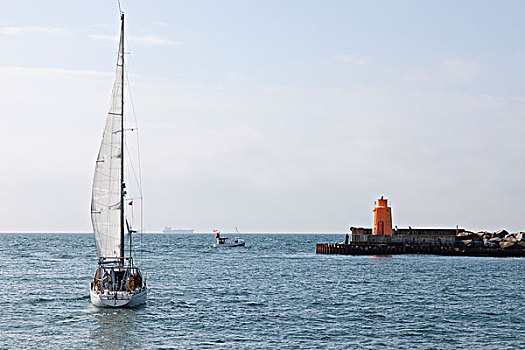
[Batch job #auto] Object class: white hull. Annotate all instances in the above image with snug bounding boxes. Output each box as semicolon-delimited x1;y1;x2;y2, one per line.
90;287;147;308
213;241;245;248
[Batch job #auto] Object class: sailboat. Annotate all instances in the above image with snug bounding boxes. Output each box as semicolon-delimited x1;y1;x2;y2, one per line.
89;13;147;307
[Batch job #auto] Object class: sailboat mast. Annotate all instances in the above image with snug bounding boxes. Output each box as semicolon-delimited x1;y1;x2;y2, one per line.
119;13;125;264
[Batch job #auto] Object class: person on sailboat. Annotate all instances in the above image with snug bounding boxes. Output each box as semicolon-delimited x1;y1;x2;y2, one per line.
127;276;135;291
101;271;109;289
133;271;142;289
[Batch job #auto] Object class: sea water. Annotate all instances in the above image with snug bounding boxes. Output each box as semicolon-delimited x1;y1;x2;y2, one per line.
0;233;524;349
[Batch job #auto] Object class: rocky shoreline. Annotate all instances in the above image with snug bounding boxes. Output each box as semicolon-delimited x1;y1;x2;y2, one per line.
457;229;525;251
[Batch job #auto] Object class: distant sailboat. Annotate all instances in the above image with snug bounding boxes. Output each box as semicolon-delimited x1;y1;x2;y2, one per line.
90;13;147;307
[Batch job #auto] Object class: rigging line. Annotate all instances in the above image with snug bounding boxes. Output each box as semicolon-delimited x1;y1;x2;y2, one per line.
120;15;144;268
120;17;143;198
120;33;145;268
124;141;143;197
122;131;144;266
117;0;123;15
125;77;145;268
131;197;134;238
124;68;143;193
140;196;143;266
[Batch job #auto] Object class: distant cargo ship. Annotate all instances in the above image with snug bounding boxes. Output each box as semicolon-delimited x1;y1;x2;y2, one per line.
162;226;195;234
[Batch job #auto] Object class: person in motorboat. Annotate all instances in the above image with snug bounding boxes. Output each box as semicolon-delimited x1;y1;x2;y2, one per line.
214;230;227;245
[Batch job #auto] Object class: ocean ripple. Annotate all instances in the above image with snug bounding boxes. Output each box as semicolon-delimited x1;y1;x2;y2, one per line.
0;233;524;349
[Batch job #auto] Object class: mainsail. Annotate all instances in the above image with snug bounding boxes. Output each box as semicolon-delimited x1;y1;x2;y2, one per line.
91;15;125;259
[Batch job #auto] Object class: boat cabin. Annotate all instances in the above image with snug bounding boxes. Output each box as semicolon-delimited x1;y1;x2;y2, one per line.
217;237;229;244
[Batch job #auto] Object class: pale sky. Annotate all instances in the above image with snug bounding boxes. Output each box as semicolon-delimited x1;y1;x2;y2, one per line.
0;0;524;233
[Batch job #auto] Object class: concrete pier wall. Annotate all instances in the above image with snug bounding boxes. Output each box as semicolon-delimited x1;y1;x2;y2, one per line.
350;227;459;244
315;242;525;257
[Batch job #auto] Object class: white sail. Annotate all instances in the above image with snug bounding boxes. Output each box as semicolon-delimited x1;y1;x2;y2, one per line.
91;17;124;259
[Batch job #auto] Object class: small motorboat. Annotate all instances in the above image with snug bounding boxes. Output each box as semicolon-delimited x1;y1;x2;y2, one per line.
212;229;245;248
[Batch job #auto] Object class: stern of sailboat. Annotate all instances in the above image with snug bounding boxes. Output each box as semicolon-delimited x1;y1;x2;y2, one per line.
90;257;147;307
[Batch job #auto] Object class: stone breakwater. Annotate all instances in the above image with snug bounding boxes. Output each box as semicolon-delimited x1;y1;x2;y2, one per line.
316;229;525;257
457;229;525;250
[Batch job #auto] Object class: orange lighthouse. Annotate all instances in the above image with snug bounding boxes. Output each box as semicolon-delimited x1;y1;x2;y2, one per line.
372;196;392;235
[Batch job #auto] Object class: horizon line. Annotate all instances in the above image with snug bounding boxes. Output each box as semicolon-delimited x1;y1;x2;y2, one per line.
0;231;347;234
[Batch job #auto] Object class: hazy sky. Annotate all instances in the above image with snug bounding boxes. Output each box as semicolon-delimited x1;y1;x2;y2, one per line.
1;0;524;233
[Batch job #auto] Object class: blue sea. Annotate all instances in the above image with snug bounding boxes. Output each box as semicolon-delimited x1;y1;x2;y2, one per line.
0;233;524;349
